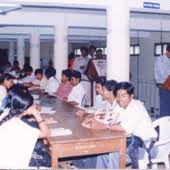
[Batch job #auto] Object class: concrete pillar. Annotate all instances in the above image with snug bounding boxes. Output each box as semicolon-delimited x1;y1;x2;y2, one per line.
8;40;15;64
107;0;130;81
17;36;25;68
30;33;40;70
53;24;68;81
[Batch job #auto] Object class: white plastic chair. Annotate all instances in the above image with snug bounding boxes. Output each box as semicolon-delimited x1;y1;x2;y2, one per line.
150;116;170;169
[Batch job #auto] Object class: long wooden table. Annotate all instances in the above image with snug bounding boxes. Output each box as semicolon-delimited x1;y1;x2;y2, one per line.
38;93;126;168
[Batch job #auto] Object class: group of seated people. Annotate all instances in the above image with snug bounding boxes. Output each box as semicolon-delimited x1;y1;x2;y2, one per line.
71;78;158;169
0;61;158;168
0;62;87;108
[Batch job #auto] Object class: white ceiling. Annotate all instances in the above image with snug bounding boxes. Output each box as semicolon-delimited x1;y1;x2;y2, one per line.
0;0;170;44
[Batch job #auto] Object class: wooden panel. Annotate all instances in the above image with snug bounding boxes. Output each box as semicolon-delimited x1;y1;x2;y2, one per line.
53;138;123;157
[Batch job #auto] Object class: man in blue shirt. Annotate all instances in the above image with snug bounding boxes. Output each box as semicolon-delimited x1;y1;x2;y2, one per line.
154;44;170;117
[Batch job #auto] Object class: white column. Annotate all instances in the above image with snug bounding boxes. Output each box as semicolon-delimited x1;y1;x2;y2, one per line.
8;40;15;64
30;33;40;70
53;24;68;81
107;0;130;81
17;36;25;68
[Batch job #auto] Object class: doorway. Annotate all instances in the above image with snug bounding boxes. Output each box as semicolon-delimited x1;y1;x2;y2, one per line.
0;49;8;68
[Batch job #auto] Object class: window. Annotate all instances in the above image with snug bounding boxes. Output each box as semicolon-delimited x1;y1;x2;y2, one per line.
130;44;140;56
154;43;170;56
74;48;81;55
154;44;162;56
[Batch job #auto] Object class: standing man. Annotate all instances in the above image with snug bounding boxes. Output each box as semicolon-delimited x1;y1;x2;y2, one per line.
73;46;91;106
73;46;89;80
88;45;96;59
154;44;170;117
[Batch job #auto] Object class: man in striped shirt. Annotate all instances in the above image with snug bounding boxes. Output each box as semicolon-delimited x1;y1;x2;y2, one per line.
56;69;73;99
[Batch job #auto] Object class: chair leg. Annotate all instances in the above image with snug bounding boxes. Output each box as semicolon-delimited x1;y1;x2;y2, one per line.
164;158;170;169
151;163;158;169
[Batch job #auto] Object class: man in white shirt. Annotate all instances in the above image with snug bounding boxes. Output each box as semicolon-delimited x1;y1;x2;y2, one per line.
96;82;157;169
73;47;89;79
88;45;96;59
33;68;47;90
66;70;85;106
73;46;91;106
18;66;35;87
44;67;59;94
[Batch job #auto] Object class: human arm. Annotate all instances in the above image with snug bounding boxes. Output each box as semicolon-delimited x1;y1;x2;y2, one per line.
21;106;50;139
107;123;126;132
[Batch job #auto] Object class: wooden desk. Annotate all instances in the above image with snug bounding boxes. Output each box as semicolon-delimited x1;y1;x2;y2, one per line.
39;94;126;168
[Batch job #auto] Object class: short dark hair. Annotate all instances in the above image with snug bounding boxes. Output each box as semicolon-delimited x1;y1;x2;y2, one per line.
35;68;43;75
71;70;81;80
96;49;102;53
103;80;117;94
89;45;96;51
95;76;106;86
45;67;56;79
80;46;88;53
0;73;14;84
116;82;134;96
24;66;33;73
62;69;72;80
166;44;170;52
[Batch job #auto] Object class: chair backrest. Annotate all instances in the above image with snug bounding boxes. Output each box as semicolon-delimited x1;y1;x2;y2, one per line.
153;116;170;142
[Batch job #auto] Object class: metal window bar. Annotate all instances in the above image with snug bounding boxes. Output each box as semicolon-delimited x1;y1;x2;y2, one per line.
131;79;160;118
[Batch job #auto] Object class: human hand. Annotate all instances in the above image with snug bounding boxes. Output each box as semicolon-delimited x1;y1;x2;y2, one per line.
90;118;107;130
76;110;86;117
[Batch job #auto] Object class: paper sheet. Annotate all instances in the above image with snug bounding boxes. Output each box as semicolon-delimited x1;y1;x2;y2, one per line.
51;128;72;137
40;106;56;114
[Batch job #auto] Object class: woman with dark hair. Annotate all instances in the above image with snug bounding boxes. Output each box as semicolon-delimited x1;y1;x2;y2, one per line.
0;90;50;168
0;73;14;109
44;67;59;94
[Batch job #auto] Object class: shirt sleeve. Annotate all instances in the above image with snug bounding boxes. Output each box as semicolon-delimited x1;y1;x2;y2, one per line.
120;107;145;134
0;118;39;168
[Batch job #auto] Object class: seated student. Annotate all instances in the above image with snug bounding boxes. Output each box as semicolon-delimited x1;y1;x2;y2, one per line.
55;69;73;99
0;90;50;168
32;68;47;90
78;80;118;124
20;66;35;87
94;76;106;109
0;73;14;110
44;67;59;94
65;70;85;106
77;76;106;116
72;80;118;169
95;82;158;169
10;60;21;79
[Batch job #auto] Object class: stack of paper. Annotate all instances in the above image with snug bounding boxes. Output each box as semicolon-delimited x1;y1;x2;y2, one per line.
40;106;56;114
51;128;72;137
